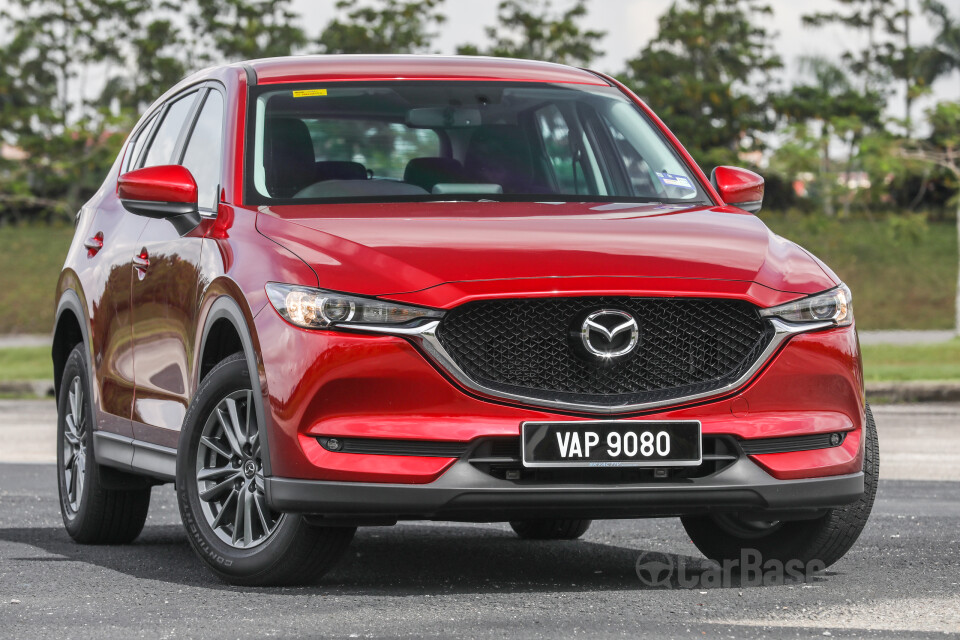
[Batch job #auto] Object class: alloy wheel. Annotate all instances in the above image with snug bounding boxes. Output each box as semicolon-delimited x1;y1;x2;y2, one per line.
195;390;283;548
61;375;87;513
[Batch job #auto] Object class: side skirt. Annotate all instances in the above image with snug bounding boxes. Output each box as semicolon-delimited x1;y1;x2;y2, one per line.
93;431;177;482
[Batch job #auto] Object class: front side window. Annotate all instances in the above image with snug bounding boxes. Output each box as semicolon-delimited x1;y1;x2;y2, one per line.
246;82;706;205
181;90;224;211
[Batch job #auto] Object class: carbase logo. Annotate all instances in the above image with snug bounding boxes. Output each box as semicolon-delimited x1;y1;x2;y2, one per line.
635;550;826;589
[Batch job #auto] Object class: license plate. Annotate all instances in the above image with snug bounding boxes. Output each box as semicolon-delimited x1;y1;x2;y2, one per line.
521;420;702;468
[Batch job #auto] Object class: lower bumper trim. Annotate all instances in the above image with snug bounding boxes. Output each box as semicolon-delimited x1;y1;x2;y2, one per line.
265;458;864;522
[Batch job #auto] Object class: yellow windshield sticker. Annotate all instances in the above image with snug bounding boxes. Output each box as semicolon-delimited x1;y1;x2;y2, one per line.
292;89;327;98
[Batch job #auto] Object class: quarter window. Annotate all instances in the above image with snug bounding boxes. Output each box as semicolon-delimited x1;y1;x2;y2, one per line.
125;113;158;172
181;91;225;211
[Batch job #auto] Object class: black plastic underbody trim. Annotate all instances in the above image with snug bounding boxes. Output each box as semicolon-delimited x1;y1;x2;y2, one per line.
740;432;846;455
264;455;865;522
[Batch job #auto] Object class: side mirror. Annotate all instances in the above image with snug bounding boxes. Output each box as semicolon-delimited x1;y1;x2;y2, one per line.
118;165;201;234
711;166;764;214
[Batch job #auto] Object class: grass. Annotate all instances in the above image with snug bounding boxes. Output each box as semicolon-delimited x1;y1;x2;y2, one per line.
0;346;52;380
861;339;960;382
760;213;958;331
0;223;75;334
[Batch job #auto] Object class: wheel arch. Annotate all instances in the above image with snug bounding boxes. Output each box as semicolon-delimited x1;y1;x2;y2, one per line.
196;293;274;475
52;289;92;402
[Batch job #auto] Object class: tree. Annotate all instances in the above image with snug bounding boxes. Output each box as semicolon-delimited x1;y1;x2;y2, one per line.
190;0;307;63
803;0;914;131
99;3;190;116
898;102;960;334
619;0;782;169
917;0;960;97
456;0;605;67
772;57;884;216
0;0;144;213
318;0;447;54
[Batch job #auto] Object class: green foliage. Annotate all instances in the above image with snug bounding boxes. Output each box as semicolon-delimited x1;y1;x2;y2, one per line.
618;0;782;169
318;0;446;54
0;0;307;217
771;56;885;215
456;0;605;66
190;0;307;62
0;0;145;213
803;0;905;91
918;0;960;85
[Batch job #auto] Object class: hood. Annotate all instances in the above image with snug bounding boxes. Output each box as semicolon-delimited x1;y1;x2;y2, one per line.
255;201;837;307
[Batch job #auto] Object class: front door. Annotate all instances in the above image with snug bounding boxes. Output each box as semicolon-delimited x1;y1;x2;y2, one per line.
130;87;225;446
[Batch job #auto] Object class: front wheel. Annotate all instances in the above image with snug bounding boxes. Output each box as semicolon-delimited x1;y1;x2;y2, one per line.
509;519;592;540
176;353;354;586
681;404;879;570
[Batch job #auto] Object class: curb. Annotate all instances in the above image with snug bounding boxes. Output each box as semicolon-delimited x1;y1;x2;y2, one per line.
0;380;55;397
3;379;960;404
865;381;960;404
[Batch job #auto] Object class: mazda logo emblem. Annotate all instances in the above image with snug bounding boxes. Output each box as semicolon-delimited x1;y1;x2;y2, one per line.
580;309;639;359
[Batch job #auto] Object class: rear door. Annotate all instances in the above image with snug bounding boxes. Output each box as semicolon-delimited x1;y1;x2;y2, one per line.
82;113;160;438
129;86;225;446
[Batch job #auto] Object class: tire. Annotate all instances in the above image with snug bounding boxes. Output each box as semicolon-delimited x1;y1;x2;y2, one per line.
176;352;355;586
509;519;592;540
57;344;151;544
681;404;879;570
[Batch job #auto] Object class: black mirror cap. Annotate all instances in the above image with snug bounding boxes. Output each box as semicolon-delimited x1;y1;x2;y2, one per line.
120;199;201;235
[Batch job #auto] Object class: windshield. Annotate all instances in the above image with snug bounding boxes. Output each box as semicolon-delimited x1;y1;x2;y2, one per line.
245;81;708;205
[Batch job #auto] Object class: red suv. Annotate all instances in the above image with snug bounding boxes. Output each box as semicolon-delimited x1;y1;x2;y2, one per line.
53;55;877;585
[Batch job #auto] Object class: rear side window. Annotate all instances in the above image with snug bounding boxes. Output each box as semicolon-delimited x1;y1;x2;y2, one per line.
142;91;198;168
181;91;225;211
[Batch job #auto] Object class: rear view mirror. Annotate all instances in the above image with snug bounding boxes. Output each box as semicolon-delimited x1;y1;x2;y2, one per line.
711;166;764;214
406;107;481;129
118;165;201;234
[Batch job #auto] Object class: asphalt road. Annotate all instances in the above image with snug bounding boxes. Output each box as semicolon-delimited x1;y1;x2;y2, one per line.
0;402;958;639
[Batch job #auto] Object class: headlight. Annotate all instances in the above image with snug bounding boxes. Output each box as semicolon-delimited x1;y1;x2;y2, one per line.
266;283;443;329
760;284;853;326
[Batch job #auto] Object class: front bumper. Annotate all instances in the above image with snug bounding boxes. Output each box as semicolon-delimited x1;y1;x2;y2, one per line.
254;304;865;485
265;455;865;522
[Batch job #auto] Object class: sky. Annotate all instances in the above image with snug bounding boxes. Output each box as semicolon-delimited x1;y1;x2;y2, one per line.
293;0;960;126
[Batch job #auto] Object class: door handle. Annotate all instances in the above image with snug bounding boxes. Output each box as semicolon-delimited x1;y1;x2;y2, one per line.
134;248;150;279
83;232;103;257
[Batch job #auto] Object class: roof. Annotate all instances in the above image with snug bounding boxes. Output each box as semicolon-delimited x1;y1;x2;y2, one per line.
241;54;609;86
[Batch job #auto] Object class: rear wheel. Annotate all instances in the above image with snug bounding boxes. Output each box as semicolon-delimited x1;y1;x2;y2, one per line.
509;519;592;540
681;404;879;569
176;353;355;586
57;345;151;544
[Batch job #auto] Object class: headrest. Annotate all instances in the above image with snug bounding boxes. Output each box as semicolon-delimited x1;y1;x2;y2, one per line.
264;118;316;198
404;157;469;192
316;161;367;182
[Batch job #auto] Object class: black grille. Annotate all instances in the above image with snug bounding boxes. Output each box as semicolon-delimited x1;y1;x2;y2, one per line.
437;297;773;407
